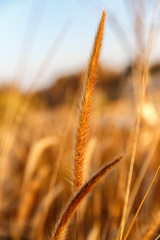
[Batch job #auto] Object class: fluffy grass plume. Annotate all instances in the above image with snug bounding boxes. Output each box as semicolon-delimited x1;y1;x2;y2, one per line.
74;10;106;191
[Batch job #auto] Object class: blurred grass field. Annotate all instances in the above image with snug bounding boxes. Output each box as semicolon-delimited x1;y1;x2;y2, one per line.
0;1;160;240
0;64;160;239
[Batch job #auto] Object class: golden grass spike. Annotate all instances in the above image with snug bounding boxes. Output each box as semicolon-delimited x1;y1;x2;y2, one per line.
52;156;121;240
74;10;106;191
124;165;160;240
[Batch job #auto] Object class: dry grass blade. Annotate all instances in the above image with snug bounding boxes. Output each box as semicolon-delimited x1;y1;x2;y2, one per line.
74;10;106;191
52;156;121;240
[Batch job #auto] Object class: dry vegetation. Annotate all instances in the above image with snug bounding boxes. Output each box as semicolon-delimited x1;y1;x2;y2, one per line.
0;3;160;240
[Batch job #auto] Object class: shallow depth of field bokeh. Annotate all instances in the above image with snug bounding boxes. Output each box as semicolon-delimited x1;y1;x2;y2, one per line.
0;1;160;240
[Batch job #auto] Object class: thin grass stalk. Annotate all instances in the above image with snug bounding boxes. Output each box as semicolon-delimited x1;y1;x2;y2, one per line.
74;10;106;191
155;234;160;240
119;50;147;240
52;156;121;240
118;2;157;237
127;129;160;221
124;165;160;240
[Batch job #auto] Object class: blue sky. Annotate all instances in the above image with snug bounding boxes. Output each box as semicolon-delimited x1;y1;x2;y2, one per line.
0;0;159;89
